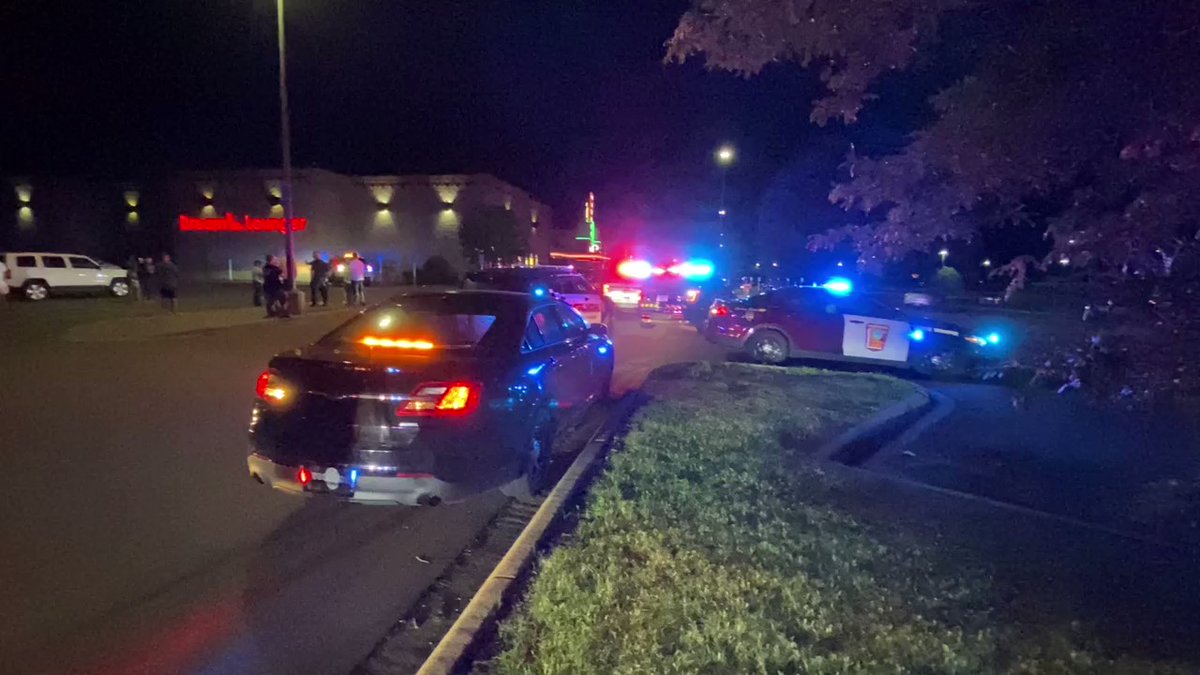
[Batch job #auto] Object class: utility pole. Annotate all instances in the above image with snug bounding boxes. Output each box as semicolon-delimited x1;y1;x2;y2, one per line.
277;0;302;311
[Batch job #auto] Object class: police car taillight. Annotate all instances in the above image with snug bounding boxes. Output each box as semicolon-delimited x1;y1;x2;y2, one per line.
710;303;730;317
397;382;481;417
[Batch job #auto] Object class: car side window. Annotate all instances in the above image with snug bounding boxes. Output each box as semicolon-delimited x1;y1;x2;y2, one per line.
41;256;66;268
531;306;566;345
523;317;546;352
555;304;588;338
68;256;99;269
15;255;36;268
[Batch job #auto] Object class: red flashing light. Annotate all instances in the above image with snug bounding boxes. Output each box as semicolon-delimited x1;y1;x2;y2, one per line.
297;467;312;486
617;259;653;280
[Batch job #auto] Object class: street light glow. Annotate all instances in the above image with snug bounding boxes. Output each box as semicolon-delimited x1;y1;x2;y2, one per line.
715;144;735;166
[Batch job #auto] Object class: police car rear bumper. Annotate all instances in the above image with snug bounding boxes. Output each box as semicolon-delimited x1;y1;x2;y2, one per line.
247;452;465;506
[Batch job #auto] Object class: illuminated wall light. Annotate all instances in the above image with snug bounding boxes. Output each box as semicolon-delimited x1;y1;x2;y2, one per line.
17;206;34;229
531;208;538;224
373;210;396;228
369;184;394;206
126;211;140;226
435;183;461;205
124;190;139;208
265;181;283;200
504;195;513;210
200;204;218;217
269;203;284;217
15;184;32;204
437;208;461;233
199;184;215;201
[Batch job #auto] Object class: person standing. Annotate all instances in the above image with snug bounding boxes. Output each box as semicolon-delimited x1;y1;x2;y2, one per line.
348;254;367;306
138;257;156;301
125;255;142;301
251;259;265;307
263;255;288;318
0;258;9;307
157;253;179;313
308;251;330;307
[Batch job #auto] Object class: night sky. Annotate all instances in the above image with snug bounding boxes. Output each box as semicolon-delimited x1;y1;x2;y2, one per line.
2;0;915;247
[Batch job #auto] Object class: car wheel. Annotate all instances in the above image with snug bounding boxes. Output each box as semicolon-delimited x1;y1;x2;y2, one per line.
23;281;49;301
911;349;967;379
746;330;789;365
500;413;554;502
110;279;130;297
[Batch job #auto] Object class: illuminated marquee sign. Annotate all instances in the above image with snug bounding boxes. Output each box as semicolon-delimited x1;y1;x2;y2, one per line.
179;213;308;233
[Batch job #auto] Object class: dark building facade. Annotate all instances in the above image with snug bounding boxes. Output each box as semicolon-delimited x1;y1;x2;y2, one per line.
3;169;554;281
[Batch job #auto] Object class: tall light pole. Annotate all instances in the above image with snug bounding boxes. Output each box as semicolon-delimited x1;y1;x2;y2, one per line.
715;144;735;248
277;0;299;303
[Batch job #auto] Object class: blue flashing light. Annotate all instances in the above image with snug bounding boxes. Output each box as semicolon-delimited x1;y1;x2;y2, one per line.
598;344;610;355
986;332;1001;345
532;286;547;297
676;259;715;280
527;363;546;376
349;469;359;489
822;277;853;296
908;328;926;342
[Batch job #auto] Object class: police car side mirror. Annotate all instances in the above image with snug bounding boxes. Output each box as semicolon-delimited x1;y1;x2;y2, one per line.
588;323;608;337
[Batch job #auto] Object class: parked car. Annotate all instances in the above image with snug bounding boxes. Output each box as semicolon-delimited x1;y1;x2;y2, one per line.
2;252;131;301
464;267;611;326
704;284;1001;376
328;251;375;286
246;289;614;505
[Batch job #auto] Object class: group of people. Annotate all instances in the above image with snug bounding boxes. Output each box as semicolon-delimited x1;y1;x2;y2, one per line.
251;251;369;318
126;253;180;312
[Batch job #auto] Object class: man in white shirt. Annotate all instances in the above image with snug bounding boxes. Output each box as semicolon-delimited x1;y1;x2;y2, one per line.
347;255;367;306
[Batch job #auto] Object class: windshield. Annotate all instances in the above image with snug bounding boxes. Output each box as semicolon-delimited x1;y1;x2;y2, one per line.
320;295;509;350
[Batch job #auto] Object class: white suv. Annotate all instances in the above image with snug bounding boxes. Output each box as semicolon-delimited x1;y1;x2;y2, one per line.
2;252;132;301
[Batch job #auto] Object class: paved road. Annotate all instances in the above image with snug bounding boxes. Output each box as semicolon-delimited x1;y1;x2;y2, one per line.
1;305;719;675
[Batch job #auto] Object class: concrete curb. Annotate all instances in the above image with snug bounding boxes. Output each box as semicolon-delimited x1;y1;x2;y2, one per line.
815;386;934;466
864;391;956;469
415;395;637;675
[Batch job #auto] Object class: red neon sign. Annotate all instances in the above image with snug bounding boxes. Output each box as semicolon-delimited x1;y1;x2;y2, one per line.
179;213;308;233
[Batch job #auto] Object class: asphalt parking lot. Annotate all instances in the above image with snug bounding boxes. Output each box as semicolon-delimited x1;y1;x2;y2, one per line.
0;293;719;675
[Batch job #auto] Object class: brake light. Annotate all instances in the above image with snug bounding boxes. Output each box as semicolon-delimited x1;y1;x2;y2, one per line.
3;268;9;280
361;336;435;350
710;304;730;317
255;370;288;401
297;467;312;486
397;381;482;417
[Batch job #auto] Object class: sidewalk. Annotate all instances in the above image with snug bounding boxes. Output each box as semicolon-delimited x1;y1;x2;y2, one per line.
870;381;1200;547
63;305;358;342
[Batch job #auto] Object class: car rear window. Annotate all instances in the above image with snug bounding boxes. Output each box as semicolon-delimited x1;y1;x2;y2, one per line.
551;276;592;294
320;294;516;351
15;255;36;268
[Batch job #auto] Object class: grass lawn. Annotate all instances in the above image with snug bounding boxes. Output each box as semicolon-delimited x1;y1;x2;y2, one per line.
486;362;1186;674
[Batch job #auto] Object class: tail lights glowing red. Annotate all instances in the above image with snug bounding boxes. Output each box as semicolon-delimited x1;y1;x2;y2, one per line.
710;303;730;317
398;382;481;417
297;467;312;486
255;370;288;401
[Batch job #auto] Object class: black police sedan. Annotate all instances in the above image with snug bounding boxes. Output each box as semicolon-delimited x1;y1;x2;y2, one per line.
247;289;614;505
705;283;1001;375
